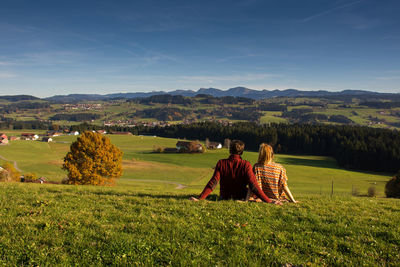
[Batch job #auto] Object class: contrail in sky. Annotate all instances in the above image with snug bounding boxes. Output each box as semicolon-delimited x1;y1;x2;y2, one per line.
302;0;364;22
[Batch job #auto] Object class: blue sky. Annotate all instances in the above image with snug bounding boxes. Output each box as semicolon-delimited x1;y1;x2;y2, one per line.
0;0;399;97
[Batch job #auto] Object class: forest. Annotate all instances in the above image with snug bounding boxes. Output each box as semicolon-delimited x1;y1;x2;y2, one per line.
50;113;101;122
99;122;400;173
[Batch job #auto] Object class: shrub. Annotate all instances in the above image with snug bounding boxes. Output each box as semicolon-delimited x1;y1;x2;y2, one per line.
23;172;37;182
62;131;123;185
367;186;377;197
61;177;70;184
153;145;164;153
351;186;359;196
385;171;400;198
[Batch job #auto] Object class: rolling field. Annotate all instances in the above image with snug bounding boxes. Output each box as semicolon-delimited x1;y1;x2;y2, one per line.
0;134;399;265
0;134;392;195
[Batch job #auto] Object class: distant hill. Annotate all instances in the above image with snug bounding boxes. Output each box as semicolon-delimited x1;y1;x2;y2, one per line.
44;94;107;103
13;87;399;102
0;95;41;102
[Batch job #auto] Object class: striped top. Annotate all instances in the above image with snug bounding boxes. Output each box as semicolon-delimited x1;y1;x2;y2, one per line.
253;162;288;200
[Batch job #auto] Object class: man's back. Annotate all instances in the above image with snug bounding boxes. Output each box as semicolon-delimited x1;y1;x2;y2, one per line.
199;154;270;201
197;140;271;203
217;154;252;200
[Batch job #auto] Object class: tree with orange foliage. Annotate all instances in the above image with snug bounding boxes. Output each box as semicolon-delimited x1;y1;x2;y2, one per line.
62;131;123;185
0;162;21;182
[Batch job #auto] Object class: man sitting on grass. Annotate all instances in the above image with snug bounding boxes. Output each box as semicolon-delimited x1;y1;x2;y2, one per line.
190;140;281;205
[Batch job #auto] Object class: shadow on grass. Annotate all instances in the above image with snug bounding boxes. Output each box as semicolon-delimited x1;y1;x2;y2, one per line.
280;157;394;177
279;157;338;169
89;190;221;201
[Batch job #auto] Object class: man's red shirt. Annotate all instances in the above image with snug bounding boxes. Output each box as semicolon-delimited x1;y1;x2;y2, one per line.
199;154;271;202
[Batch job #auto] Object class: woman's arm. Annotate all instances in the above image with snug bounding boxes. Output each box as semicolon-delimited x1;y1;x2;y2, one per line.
283;185;297;203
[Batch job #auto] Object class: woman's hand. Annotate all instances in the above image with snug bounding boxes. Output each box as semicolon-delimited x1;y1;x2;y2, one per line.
271;200;283;205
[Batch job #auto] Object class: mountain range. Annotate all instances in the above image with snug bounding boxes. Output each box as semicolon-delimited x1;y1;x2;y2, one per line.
42;87;398;102
1;87;397;102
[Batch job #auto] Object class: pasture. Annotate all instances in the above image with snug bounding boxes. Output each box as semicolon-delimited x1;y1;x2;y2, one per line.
0;134;392;195
0;134;399;265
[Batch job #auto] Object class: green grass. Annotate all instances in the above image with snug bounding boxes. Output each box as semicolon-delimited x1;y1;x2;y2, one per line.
0;135;392;195
259;111;287;123
0;135;399;265
0;140;69;180
0;183;399;266
317;107;400;128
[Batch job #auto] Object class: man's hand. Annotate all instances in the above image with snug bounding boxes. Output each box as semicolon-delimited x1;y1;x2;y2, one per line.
189;196;199;202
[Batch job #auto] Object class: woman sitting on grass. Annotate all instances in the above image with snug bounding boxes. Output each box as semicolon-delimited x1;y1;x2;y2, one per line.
250;143;297;203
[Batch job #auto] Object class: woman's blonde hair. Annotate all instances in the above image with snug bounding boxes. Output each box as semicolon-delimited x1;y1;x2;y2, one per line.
257;143;274;165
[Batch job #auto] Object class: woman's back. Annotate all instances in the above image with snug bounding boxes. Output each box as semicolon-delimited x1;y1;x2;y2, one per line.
253;162;288;200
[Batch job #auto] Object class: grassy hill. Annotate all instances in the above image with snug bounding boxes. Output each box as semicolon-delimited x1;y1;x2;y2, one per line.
1;183;399;265
0;134;399;265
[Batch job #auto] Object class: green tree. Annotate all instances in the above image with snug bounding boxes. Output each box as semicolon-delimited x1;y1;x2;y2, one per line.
62;131;123;185
23;172;37;181
385;171;400;198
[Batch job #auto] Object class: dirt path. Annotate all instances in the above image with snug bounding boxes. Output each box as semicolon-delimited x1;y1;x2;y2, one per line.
0;154;22;172
123;179;187;189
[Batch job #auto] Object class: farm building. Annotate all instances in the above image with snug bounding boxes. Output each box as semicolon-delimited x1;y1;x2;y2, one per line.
42;137;53;142
46;131;63;137
0;133;8;145
176;141;204;153
207;142;222;150
21;133;39;140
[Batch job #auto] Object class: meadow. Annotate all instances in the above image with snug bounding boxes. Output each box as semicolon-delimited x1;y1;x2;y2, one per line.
0;134;399;265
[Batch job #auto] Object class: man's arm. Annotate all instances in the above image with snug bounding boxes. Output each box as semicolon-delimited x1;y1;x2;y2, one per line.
198;162;221;200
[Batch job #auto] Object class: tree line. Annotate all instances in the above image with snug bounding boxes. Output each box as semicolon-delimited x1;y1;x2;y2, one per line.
119;122;398;173
50;113;101;122
128;94;255;105
0;101;50;113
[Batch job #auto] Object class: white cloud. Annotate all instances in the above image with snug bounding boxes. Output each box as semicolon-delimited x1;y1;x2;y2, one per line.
176;73;280;83
0;72;17;79
301;0;364;22
216;54;258;63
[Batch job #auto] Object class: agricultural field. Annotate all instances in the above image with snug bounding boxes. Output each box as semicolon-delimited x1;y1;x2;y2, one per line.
1;95;400;129
0;134;399;265
0;134;392;195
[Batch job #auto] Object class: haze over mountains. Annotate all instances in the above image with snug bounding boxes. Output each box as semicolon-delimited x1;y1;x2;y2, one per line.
42;87;398;102
1;87;398;103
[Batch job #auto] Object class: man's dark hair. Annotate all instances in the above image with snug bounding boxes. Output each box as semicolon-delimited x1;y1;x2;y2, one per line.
230;140;245;155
